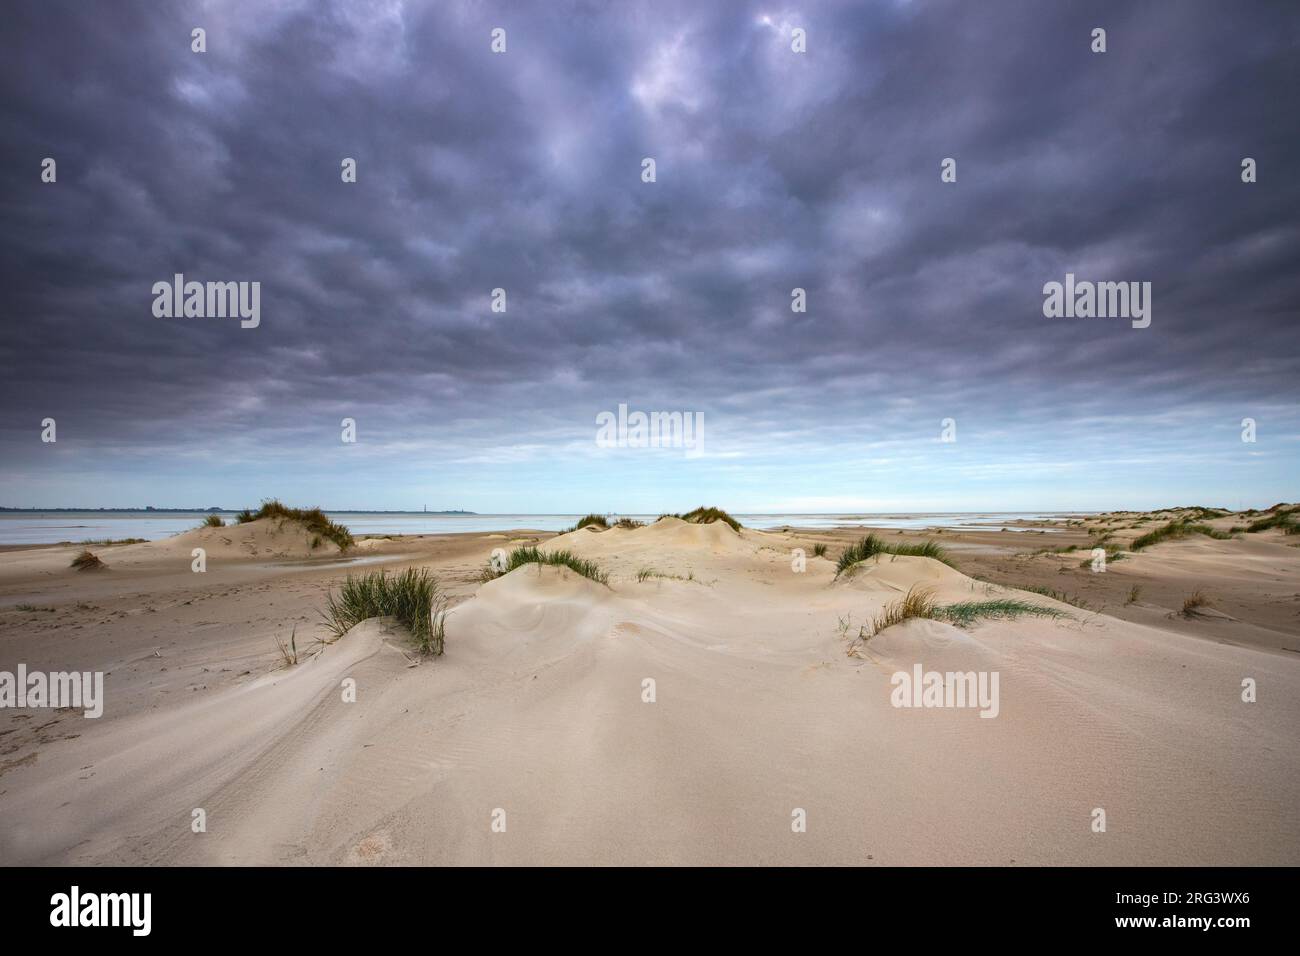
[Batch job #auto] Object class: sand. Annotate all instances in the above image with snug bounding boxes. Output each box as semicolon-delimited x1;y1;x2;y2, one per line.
1;511;1297;865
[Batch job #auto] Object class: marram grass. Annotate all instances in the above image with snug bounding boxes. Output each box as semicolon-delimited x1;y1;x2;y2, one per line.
481;545;610;585
836;533;956;576
322;567;447;656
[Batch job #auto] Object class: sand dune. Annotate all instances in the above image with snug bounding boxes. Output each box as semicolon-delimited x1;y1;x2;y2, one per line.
2;517;1297;865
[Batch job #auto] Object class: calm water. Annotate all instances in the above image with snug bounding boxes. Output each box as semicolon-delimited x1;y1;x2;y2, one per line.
0;512;1075;545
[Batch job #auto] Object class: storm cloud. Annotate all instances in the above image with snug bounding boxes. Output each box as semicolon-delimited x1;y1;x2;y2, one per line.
1;0;1297;511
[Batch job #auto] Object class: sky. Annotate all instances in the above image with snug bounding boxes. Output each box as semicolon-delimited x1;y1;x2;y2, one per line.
1;0;1297;513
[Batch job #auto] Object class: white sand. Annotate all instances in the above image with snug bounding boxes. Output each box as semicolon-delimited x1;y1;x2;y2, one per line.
1;517;1297;865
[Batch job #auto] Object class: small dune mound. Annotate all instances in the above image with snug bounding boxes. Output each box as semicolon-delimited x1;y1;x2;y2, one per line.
162;517;346;561
545;514;748;557
863;616;1002;671
836;553;969;593
480;561;615;603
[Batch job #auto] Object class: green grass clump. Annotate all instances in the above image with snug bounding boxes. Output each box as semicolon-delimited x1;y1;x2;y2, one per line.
242;499;354;550
80;537;146;546
322;568;447;655
569;514;609;532
201;514;225;528
812;542;828;558
70;550;104;571
1020;585;1092;610
1131;521;1233;550
481;545;610;586
613;517;645;529
636;567;695;583
659;506;742;532
836;533;956;576
868;586;1067;636
1246;510;1297;534
936;600;1067;628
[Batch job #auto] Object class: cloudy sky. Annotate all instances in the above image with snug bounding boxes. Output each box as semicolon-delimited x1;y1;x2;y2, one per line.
2;0;1296;513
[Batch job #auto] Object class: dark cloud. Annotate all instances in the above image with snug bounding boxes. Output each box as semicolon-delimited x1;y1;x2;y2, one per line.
1;0;1296;509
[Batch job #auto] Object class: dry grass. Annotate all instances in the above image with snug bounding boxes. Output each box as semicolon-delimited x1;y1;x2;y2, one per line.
870;585;938;634
70;550;104;571
1181;590;1214;617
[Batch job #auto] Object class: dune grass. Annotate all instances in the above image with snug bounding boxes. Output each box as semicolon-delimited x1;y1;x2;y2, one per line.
936;599;1068;628
812;542;828;558
1130;520;1234;551
1181;590;1214;617
481;545;610;586
870;585;938;633
80;537;146;546
322;568;447;655
70;550;104;571
613;517;645;529
240;499;354;550
659;506;742;532
275;626;301;667
1185;590;1211;621
200;514;225;528
1020;584;1092;610
1246;510;1297;534
569;514;609;532
835;533;956;577
636;566;695;583
868;585;1066;636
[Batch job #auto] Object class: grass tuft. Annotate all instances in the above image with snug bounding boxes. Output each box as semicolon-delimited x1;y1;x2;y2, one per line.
659;506;742;531
322;568;447;655
636;566;695;583
201;514;225;528
481;545;610;586
1181;590;1214;617
1021;585;1092;610
867;588;1067;637
70;550;104;571
569;514;609;532
870;585;938;633
812;542;828;558
935;599;1068;628
836;533;956;576
1131;521;1234;551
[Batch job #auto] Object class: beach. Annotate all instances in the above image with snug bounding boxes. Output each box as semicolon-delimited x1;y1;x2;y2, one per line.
2;508;1297;866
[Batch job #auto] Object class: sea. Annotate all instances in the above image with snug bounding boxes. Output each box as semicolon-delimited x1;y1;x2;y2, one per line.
0;511;1077;546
